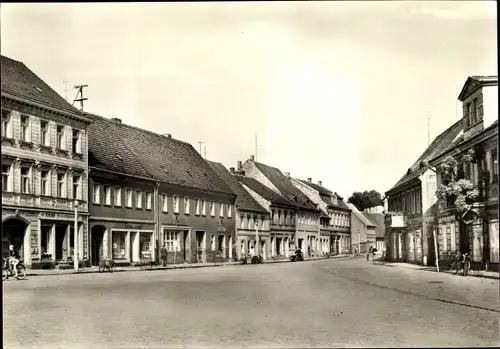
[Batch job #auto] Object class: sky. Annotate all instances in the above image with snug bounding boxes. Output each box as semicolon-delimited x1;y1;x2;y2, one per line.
1;2;497;198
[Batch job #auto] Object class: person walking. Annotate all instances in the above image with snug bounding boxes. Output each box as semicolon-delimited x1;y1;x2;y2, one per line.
367;245;373;262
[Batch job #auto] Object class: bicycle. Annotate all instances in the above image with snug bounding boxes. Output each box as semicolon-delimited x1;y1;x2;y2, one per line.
3;257;26;280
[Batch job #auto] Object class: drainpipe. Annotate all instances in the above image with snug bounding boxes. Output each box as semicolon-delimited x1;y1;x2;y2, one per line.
154;181;160;264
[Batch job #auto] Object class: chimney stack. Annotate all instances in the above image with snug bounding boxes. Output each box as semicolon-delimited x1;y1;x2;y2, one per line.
307;178;312;183
250;155;255;161
111;118;122;124
318;180;322;186
230;167;235;174
163;133;172;138
237;161;242;171
284;172;290;178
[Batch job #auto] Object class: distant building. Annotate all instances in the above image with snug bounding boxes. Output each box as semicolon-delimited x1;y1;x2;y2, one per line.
206;160;270;260
87;114;236;266
1;55;91;268
290;178;351;255
347;203;376;254
362;211;385;253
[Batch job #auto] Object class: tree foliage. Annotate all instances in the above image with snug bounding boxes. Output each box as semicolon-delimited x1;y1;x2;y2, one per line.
348;190;383;211
434;147;484;221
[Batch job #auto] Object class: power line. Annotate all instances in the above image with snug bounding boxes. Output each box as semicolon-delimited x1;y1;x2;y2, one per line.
72;84;88;111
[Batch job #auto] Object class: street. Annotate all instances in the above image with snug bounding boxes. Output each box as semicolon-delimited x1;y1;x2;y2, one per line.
4;257;499;348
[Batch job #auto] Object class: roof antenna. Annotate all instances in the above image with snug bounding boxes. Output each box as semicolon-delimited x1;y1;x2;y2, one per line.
255;132;258;161
204;145;207;160
427;111;431;146
63;80;68;101
198;141;204;156
72;84;88;111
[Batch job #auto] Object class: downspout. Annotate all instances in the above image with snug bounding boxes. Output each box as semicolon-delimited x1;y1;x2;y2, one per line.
154;181;160;264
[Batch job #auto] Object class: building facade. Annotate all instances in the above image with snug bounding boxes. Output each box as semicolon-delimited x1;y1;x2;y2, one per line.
87;114;237;266
348;203;375;254
206;160;270;260
430;76;498;271
240;157;321;257
363;209;386;253
290;178;351;255
1;55;91;268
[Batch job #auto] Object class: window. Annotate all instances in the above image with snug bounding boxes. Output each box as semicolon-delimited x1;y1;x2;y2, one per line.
112;231;127;260
201;200;206;216
40;170;49;196
146;192;152;210
72;129;81;153
184;197;190;214
162;194;168;212
93;184;100;204
73;175;81;200
104;186;111;205
2;164;11;191
20;115;29;142
211;235;216;251
210;201;215;216
249;215;254;229
173;195;179;213
40;121;49;146
163;231;180;252
492;151;498;184
195;199;201;215
114;187;122;206
126;189;133;207
57;173;66;198
219;202;223;217
56;125;65;149
1;110;12;138
240;214;245;229
20;167;30;194
228;204;232;218
136;191;142;209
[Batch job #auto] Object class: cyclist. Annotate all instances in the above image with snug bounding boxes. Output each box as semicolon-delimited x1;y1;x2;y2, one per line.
8;244;20;278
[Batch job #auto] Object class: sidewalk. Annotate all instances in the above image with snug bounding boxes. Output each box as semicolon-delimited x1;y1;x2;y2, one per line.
26;254;352;277
379;261;499;280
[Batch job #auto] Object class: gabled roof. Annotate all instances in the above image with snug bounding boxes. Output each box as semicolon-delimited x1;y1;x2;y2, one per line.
1;55;84;118
347;203;376;228
253;162;320;212
298;179;332;196
386;119;463;194
87;113;233;195
206;161;267;214
235;175;296;208
458;75;498;101
362;212;385;238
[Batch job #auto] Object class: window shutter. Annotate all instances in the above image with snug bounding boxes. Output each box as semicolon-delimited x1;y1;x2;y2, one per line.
477;93;484;119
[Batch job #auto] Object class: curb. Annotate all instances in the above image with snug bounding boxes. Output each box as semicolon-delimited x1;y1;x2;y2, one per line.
25;255;353;278
373;262;499;280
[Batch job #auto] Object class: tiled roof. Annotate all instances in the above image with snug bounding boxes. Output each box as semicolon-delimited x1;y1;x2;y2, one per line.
320;194;351;211
1;55;82;116
206;161;267;214
235;175;296;208
387;119;463;194
362;212;385;238
87;113;233;195
298;179;332;196
253;162;320;212
348;203;376;227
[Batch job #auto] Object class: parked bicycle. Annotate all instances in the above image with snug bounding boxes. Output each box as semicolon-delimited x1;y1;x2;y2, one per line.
449;252;471;276
2;257;26;280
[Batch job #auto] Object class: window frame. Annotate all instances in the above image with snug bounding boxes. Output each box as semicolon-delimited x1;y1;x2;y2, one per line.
2;163;12;192
104;185;111;206
56;125;65;150
136;190;143;209
73;174;82;200
1;110;12;138
114;187;122;207
146;192;152;210
173;195;179;213
40;169;50;196
20;166;31;194
57;172;66;198
20;115;30;142
40;120;49;146
93;183;101;204
72;129;81;154
184;197;190;215
125;188;133;208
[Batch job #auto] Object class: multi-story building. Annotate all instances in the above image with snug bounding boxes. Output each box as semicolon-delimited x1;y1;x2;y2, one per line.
290;178;351;255
348;203;375;254
206;160;270;260
87;114;236;265
384;120;463;265
429;76;498;271
239;157;321;256
235;167;296;259
1;55;91;268
363;208;386;253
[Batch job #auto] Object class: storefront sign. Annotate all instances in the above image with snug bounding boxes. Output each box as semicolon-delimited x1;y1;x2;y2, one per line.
125;224;143;230
39;212;58;218
217;227;226;233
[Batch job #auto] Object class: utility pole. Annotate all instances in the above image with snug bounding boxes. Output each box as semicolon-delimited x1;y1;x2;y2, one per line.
63;81;69;101
198;142;204;155
73;84;88;111
255;132;258;161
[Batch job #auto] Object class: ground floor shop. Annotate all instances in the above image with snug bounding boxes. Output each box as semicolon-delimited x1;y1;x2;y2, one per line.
2;208;88;268
331;233;351;255
236;230;273;260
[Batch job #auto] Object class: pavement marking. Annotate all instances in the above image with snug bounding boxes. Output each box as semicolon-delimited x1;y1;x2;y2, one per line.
317;266;500;314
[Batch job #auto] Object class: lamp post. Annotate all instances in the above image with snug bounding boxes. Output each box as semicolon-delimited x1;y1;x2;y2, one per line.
74;200;79;272
357;229;361;255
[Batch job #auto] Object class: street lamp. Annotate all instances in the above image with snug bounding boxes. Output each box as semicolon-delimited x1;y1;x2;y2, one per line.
74;200;79;272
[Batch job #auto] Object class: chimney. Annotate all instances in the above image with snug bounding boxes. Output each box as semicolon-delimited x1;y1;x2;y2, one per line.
250;155;255;161
284;172;290;178
163;133;172;138
230;167;235;174
237;161;242;171
111;118;122;124
307;178;312;183
318;180;322;186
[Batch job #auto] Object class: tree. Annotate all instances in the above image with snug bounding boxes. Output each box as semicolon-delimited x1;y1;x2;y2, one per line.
434;146;487;223
348;190;384;211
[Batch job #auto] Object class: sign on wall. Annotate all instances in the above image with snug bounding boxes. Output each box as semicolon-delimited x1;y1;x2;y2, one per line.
391;215;405;228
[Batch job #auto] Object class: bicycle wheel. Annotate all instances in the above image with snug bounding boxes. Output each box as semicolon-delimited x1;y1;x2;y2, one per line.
451;262;458;275
463;262;470;276
16;265;26;280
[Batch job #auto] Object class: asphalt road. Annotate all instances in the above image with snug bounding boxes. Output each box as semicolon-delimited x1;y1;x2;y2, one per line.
4;256;499;348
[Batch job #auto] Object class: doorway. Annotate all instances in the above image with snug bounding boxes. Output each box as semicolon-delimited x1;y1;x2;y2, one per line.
55;224;67;260
91;225;105;266
276;237;282;255
2;218;29;260
183;231;189;262
196;231;205;263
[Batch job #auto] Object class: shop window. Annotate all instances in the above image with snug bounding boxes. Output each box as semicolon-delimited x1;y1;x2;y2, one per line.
140;233;152;257
163;231;180;252
112;231;127;260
